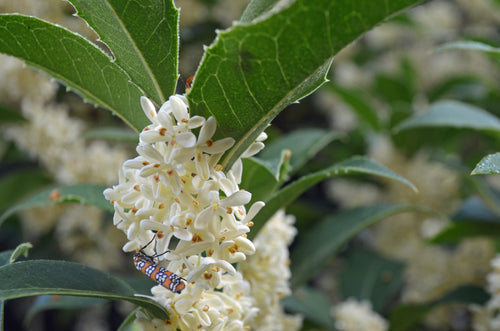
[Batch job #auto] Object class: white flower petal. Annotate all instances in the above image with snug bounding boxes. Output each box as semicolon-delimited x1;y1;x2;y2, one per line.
123;158;146;169
220;190;251;207
157;111;174;132
173;228;193;241
170;95;189;123
241;141;265;158
244;201;265;223
188;116;205;129
256;131;268;141
229;159;242;184
140;96;157;123
234;236;256;254
138;144;163;163
176;132;196;147
203;137;235;154
139;164;159;177
194;207;215;230
198;116;217;143
122;240;139;252
139;130;163;144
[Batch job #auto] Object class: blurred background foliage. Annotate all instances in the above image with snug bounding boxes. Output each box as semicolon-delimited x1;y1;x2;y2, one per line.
2;0;500;330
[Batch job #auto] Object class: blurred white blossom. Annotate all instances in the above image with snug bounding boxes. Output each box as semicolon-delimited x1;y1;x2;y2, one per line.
332;298;388;331
240;210;303;330
472;254;500;331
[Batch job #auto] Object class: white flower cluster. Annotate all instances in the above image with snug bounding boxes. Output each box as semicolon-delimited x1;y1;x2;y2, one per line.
332;298;388;331
239;210;303;330
104;95;265;330
472;254;500;331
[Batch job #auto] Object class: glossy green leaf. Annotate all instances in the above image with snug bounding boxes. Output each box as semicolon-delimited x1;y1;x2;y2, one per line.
83;127;139;142
388;285;489;331
328;84;381;130
188;0;423;169
257;128;341;178
250;156;417;238
69;0;179;104
121;276;157;296
339;249;405;313
0;184;112;226
26;295;106;325
240;157;281;204
394;100;500;133
0;260;168;319
472;153;500;175
0;14;148;132
291;204;423;287
282;286;335;330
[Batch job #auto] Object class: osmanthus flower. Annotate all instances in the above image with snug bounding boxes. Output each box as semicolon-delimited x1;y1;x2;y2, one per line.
238;210;303;330
472;254;500;331
332;298;388;331
104;94;264;330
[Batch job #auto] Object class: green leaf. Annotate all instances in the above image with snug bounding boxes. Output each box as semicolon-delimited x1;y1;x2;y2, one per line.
339;249;405;313
83;127;139;143
468;176;500;217
0;260;168;319
0;104;24;123
240;0;282;22
249;156;417;238
0;168;53;215
0;184;113;226
328;84;381;130
1;243;32;267
119;308;142;331
291;204;423;287
436;41;500;56
394;100;500;133
68;0;179;104
0;251;12;267
188;0;423;169
257;128;341;178
8;243;32;264
0;14;148;132
430;221;500;244
472;153;500;175
453;197;499;222
374;74;413;105
428;75;485;102
26;295;106;325
389;285;489;331
240;157;281;204
0;300;3;331
282;286;335;330
120;276;157;296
